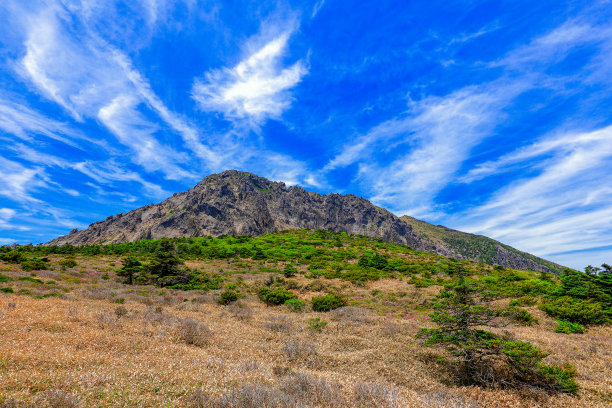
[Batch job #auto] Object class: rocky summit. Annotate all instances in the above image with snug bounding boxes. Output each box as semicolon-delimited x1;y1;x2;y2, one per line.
47;170;562;272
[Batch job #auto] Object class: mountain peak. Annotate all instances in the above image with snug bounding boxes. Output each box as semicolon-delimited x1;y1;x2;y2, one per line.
46;171;562;273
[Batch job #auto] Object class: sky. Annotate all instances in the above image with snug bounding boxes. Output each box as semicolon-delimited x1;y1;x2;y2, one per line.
1;0;611;270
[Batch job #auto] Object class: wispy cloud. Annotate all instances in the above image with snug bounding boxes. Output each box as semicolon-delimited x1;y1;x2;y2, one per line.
192;27;307;126
455;125;612;259
326;79;530;216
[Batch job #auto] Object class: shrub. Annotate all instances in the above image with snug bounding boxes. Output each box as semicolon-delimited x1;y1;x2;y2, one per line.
311;294;346;312
258;287;296;305
0;274;11;283
178;319;211;347
537;363;579;394
58;259;78;269
1;287;14;293
507;307;538;326
554;320;585;334
263;316;293;332
284;298;306;312
540;296;608;324
114;306;128;318
283;264;298;278
307;317;328;332
217;290;238;305
419;267;577;393
117;256;143;285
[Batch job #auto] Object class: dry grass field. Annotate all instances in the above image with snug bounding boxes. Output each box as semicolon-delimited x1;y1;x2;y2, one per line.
0;253;611;407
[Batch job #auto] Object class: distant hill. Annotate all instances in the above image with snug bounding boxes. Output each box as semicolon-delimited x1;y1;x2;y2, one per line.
46;170;563;273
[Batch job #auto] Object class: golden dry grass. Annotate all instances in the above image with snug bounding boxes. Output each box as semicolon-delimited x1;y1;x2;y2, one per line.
0;261;611;407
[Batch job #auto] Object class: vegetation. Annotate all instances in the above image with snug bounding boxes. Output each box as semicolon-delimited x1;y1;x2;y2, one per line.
418;267;577;393
311;294;346;312
0;229;610;406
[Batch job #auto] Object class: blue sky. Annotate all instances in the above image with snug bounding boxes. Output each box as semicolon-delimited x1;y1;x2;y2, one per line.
1;0;611;270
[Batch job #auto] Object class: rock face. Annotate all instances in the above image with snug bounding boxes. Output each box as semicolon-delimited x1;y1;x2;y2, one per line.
47;170;562;272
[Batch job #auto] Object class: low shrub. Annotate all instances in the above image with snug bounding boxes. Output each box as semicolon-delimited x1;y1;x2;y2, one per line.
307;317;328;332
537;363;579;394
1;287;14;293
540;296;608;324
311;294;346;312
258;287;296;305
0;273;11;283
114;306;128;318
283;264;298;278
554;320;585;334
263;315;293;332
217;290;238;305
507;307;538;326
58;259;78;269
178;319;211;347
284;298;306;312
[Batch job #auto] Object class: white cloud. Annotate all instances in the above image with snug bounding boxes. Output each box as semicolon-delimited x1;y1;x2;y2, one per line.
192;29;307;126
98;94;195;180
453;125;612;264
14;1;211;179
0;157;46;203
326;80;530;217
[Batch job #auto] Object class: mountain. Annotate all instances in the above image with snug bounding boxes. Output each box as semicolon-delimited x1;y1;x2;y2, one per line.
46;170;563;273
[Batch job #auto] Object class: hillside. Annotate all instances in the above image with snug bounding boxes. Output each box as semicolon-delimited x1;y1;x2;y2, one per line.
400;216;563;273
0;229;610;407
47;170;561;273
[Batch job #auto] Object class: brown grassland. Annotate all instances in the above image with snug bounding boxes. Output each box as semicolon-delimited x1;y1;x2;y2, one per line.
0;253;611;407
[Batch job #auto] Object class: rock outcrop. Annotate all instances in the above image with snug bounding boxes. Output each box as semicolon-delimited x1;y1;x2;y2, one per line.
47;170;562;272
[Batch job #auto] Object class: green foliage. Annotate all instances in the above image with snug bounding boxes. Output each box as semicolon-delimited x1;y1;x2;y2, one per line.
1;287;14;293
536;364;579;394
117;256;143;285
358;253;388;269
284;298;306;312
307;317;328;332
506;307;538;326
20;258;48;271
258;287;296;305
311;294;346;312
218;290;238;305
554;320;585;334
0;274;11;283
283;264;298;278
419;267;576;393
540;296;608;324
58;259;78;269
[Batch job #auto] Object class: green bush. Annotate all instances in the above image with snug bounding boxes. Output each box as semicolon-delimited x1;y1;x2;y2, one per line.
311;294;346;312
20;258;48;271
1;287;14;293
554;320;585;334
507;307;538;326
218;290;238;305
284;298;306;312
307;317;328;332
258;287;296;305
283;264;298;278
58;259;78;269
536;363;579;394
0;274;11;283
540;296;608;324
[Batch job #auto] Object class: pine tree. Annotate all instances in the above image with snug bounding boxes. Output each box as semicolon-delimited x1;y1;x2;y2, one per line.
117;256;142;285
418;267;578;393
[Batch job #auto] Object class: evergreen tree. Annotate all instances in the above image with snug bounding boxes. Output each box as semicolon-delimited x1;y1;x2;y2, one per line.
117;256;142;284
418;267;577;393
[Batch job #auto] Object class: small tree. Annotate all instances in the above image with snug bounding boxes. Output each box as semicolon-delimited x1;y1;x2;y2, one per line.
418;267;577;393
117;256;142;284
147;239;186;285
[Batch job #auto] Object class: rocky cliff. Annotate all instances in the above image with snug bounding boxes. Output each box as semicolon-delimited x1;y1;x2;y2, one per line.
47;170;562;272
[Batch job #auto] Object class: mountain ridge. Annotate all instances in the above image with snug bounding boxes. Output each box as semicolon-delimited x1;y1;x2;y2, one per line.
46;170;563;273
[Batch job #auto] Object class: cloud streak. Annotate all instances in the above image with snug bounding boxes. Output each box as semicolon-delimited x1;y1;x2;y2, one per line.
192;29;307;126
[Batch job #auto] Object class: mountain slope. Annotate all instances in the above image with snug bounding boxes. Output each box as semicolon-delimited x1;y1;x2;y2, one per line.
400;216;563;274
47;170;562;272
